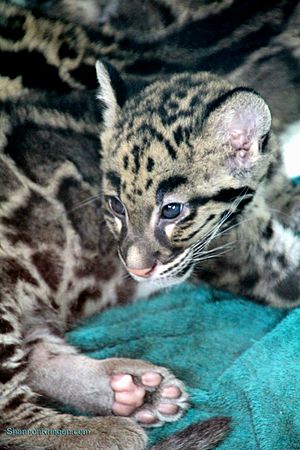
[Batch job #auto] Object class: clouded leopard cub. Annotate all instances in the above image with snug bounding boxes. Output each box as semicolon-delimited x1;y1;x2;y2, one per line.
1;62;299;450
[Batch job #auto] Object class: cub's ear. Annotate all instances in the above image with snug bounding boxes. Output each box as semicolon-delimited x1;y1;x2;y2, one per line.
96;61;126;129
204;88;271;169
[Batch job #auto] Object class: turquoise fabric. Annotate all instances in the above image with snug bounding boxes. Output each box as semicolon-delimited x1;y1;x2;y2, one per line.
67;283;300;449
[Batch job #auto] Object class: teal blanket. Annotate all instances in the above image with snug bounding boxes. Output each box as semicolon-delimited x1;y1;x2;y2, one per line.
67;283;300;449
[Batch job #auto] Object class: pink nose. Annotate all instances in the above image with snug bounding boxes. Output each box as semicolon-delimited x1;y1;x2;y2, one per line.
127;265;155;278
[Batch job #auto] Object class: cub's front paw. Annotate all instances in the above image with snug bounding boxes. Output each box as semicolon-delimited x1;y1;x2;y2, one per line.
107;358;188;427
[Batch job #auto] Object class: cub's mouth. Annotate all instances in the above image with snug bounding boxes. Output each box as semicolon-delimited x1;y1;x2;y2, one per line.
119;248;194;284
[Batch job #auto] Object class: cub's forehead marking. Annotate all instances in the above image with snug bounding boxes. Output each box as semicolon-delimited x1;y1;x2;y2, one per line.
156;176;188;204
106;171;121;194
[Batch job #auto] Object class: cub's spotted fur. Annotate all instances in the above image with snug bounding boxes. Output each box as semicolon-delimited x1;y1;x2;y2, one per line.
98;64;300;308
2;0;300;130
0;71;232;449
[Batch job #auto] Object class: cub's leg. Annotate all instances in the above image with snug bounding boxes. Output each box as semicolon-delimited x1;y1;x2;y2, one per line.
265;174;300;233
28;338;188;426
0;258;186;450
0;295;147;450
239;217;300;308
203;210;300;308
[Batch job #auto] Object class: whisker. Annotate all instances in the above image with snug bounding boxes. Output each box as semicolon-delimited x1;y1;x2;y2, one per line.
191;250;232;263
191;187;254;253
268;207;291;219
193;241;235;257
204;215;257;244
67;194;103;212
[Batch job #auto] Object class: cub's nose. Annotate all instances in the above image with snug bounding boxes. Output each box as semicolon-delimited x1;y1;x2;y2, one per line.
127;264;156;278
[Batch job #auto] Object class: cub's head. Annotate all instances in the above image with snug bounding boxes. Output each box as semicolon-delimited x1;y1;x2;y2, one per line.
96;62;275;286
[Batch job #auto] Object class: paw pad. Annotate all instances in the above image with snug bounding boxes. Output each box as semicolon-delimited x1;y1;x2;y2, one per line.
111;369;188;426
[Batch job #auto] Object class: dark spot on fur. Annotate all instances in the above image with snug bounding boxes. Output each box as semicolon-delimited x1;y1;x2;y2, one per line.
123;155;129;170
76;255;117;282
266;155;282;181
275;271;300;302
189;93;201;108
194;267;216;283
204;172;211;181
0;50;71;92
48;295;60;311
32;251;62;291
172;124;192;149
189;187;254;211
3;190;65;247
132;145;141;174
138;124;176;159
0;14;26;41
4;231;21;247
58;41;77;60
116;279;135;305
241;272;259;290
147;157;155;172
0;258;38;287
156;176;187;204
153;1;175;26
3;393;26;412
0;317;14;333
70;287;102;318
126;193;134;202
106;171;121;193
265;251;272;262
167;100;179;109
173;125;184;146
0;361;27;383
69;63;98;89
262;221;273;239
176;90;186;99
189;196;211;208
125;58;165;75
84;26;115;45
145;179;153;190
137;189;143;196
0;344;15;363
235;196;254;213
212;187;255;203
261;133;270;153
165;140;177;159
277;254;288;269
0;367;17;384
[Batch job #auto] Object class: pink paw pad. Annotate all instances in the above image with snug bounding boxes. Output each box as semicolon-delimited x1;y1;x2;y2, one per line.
110;370;188;426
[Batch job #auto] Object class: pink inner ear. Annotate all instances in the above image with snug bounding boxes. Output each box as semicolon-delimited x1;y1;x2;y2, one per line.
229;112;257;151
230;129;253;151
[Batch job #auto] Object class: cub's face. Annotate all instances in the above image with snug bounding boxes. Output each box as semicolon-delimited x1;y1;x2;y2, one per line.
97;64;272;285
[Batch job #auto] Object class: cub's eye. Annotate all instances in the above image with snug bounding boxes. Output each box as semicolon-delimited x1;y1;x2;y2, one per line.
161;203;183;220
108;197;125;216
